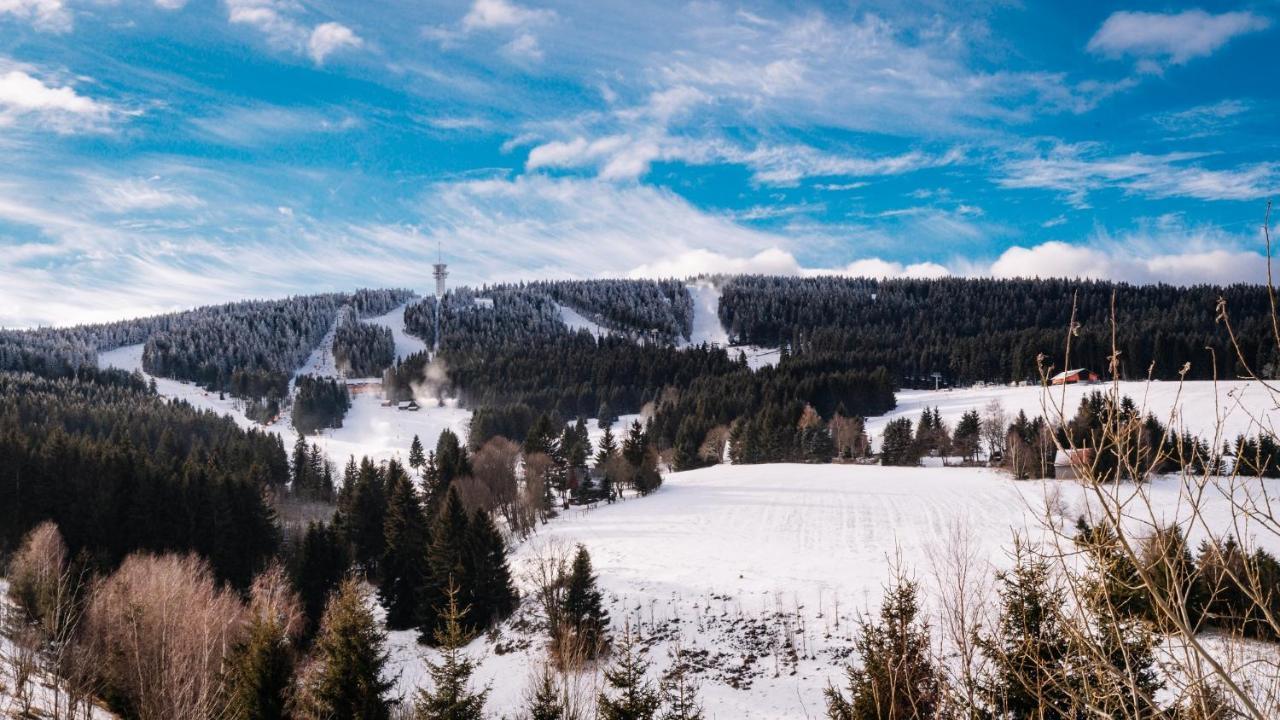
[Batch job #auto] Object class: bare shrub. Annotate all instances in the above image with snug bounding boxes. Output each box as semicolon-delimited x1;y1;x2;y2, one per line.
82;552;247;720
7;520;71;632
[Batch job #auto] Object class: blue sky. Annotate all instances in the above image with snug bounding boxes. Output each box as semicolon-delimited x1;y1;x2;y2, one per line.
0;0;1277;326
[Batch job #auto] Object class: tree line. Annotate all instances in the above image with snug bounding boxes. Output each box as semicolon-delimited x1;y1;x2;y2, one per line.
718;275;1277;386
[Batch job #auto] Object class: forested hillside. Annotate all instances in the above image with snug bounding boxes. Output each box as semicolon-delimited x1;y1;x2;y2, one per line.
0;371;284;586
1;288;414;402
537;278;693;342
332;305;396;377
719;276;1275;385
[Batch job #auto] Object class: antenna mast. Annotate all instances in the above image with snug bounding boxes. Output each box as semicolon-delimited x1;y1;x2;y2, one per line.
432;242;448;355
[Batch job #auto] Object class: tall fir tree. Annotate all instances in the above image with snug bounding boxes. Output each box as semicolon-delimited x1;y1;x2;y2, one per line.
562;544;610;659
226;615;296;720
291;521;351;634
597;624;660;720
412;582;489;720
420;485;471;644
825;578;939;720
465;508;518;630
409;434;426;475
379;460;431;630
296;578;393;720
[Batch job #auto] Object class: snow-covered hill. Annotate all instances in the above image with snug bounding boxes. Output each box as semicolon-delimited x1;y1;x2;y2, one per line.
392;463;1280;719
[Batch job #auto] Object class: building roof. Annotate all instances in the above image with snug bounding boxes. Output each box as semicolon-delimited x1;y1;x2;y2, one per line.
1049;368;1090;381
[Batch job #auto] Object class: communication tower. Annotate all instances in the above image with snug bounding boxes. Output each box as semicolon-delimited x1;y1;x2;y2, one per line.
432;245;448;355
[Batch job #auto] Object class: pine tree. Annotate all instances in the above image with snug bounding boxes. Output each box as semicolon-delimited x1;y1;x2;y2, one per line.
659;642;704;720
412;582;489;720
561;544;609;660
291;521;351;633
596;425;619;467
421;485;471;644
953;410;982;463
409;434;426;475
292;435;312;496
379;460;431;630
879;418;918;467
825;577;938;720
226;615;295;720
296;578;393;720
978;545;1074;719
597;624;660;720
465;508;518;630
526;664;564;720
344;458;388;576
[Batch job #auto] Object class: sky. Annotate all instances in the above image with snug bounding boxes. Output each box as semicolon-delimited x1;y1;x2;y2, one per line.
0;0;1277;327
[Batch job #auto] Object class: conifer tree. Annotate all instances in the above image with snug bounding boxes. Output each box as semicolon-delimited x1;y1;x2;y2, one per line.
465;508;518;630
879;418;919;466
659;642;704;720
596;425;619;467
409;434;426;475
561;544;609;660
291;521;351;633
526;664;564;720
227;614;295;719
296;578;393;720
953;409;982;463
825;577;938;720
292;435;312;495
344;458;388;576
978;545;1073;719
421;485;471;643
412;582;489;720
598;623;660;720
379;460;431;630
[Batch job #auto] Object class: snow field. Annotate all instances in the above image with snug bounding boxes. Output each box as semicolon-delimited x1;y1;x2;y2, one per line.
389;463;1280;719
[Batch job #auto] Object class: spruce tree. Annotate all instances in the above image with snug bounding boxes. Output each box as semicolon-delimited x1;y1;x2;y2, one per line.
379;460;431;630
596;425;619;467
526;664;564;720
825;577;938;720
659;643;704;720
292;435;312;495
978;545;1073;719
409;434;426;475
412;583;489;720
297;578;393;720
226;615;295;720
420;485;471;644
597;624;660;720
465;508;518;631
291;521;351;633
562;544;609;660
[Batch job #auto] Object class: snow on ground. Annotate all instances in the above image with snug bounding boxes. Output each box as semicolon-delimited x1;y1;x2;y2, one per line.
683;280;778;369
390;463;1280;719
366;300;428;362
97;344;261;431
866;380;1280;451
294;314;341;382
557;303;611;338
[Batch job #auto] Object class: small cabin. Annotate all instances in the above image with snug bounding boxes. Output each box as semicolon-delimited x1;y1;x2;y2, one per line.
1054;448;1094;481
1050;368;1099;386
397;400;420;412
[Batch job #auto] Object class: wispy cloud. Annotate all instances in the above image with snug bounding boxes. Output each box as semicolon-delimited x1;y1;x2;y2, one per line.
1087;10;1270;68
0;0;71;33
999;143;1278;205
190;105;360;146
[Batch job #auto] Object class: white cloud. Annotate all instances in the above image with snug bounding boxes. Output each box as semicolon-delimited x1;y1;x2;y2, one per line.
0;69;114;132
308;22;363;65
0;0;71;33
999;144;1278;205
502;31;542;62
93;178;204;213
462;0;552;31
1087;10;1270;65
190;105;360;146
1153;99;1252;136
226;0;362;65
991;242;1264;286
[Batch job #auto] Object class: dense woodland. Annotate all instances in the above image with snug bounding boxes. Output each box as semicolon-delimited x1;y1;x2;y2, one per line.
292;375;352;435
0;371;284;587
332;306;397;378
536;278;693;342
719;276;1277;385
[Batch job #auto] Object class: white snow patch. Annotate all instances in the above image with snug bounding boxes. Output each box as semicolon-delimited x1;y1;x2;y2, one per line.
366;301;428;362
557;303;611;338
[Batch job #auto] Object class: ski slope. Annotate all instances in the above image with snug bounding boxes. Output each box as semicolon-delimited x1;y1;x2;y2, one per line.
366;300;428;362
390;463;1280;719
684;280;778;369
557;303;611;338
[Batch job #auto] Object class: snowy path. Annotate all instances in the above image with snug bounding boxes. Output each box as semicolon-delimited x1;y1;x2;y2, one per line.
557;302;611;337
366;300;428;361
